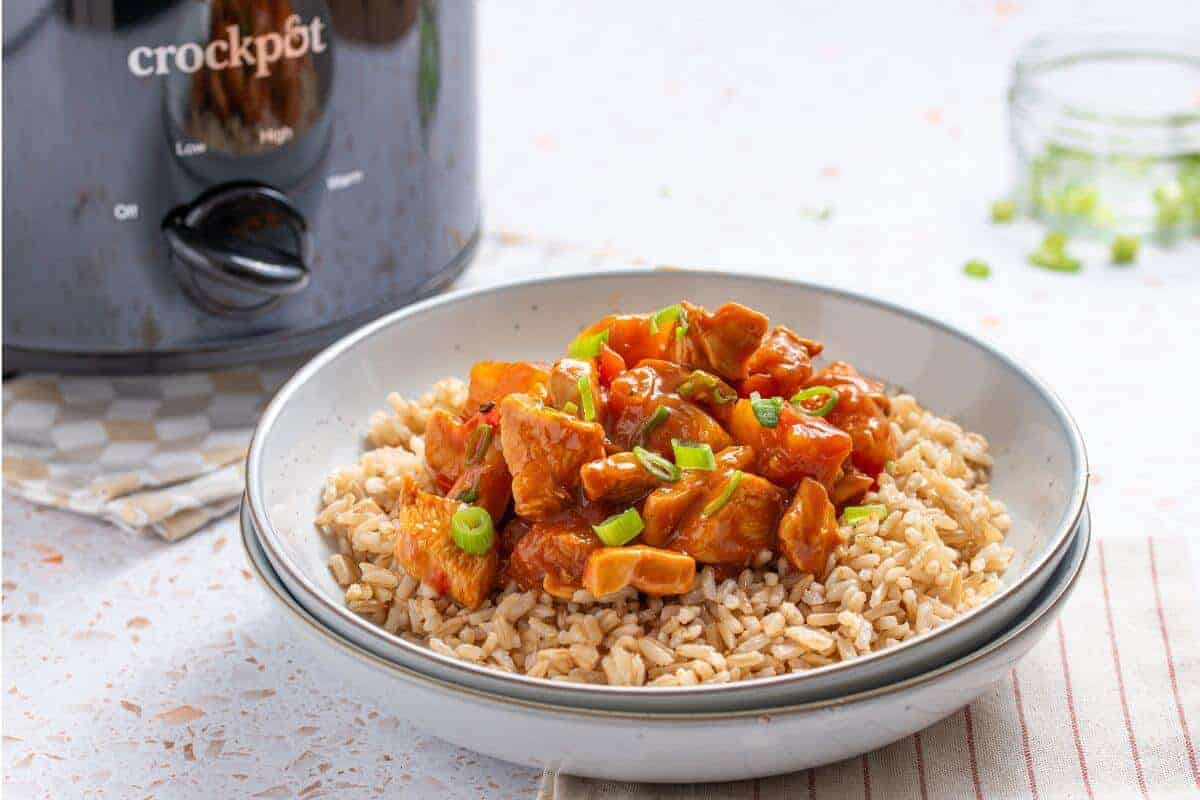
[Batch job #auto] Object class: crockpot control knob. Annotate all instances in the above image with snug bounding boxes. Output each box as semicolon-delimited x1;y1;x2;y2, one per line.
162;182;312;318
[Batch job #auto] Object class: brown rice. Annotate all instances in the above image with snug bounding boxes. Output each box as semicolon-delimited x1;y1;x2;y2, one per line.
314;378;1014;686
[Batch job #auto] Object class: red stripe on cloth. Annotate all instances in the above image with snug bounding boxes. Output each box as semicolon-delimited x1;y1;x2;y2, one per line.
1099;540;1150;799
1148;537;1200;790
1057;618;1095;799
913;733;930;800
963;706;984;800
1011;668;1041;800
861;754;871;800
807;767;817;800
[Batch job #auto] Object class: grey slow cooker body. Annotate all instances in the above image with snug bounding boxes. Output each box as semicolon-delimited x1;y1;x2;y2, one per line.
2;0;479;373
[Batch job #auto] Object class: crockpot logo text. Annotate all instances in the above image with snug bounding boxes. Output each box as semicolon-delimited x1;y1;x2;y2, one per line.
127;15;326;78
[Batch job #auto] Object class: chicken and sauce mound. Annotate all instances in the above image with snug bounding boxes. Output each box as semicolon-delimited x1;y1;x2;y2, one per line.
397;301;902;609
318;300;1015;685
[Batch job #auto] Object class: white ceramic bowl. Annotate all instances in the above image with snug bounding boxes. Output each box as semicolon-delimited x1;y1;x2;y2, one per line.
242;499;1091;783
246;270;1088;713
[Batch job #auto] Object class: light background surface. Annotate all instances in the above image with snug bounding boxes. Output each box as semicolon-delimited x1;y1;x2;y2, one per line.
4;1;1199;797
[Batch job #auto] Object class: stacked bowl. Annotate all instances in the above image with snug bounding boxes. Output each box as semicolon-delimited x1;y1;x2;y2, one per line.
242;271;1090;783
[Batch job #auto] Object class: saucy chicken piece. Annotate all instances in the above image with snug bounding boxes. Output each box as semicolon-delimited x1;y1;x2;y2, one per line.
641;446;785;565
635;360;738;426
806;362;895;478
572;314;674;366
549;358;604;418
467;361;551;409
394;491;499;609
740;327;824;399
778;478;843;576
671;302;769;381
582;545;696;597
445;428;512;521
423;409;471;492
829;468;875;508
728;400;852;489
499;393;607;520
505;509;605;595
606;363;733;457
580;451;664;505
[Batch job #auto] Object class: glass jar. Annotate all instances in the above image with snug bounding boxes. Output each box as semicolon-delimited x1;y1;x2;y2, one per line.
1008;31;1200;239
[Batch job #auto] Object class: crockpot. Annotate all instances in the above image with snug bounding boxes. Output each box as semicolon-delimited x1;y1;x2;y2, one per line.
2;0;478;373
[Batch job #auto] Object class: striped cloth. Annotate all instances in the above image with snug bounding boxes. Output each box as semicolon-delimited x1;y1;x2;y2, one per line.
539;537;1200;800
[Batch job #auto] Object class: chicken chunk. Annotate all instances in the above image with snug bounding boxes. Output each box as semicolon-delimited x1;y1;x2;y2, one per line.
582;545;696;597
445;426;511;521
829;468;874;508
580;451;664;505
670;302;769;381
642;446;755;547
740;327;824;399
778;478;843;576
572;314;673;366
423;409;470;492
505;510;604;595
467;361;551;408
805;362;894;478
607;363;733;457
394;491;499;609
549;358;604;419
728;399;852;489
499;393;607;520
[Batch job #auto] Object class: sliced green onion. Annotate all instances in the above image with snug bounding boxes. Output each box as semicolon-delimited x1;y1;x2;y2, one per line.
451;506;495;555
568;328;610;359
1028;250;1082;273
677;371;736;404
1111;234;1139;265
633;405;670;446
562;401;579;416
751;396;785;428
1042;231;1068;255
702;470;743;517
671;439;716;471
465;423;494;465
648;304;688;337
632;446;681;482
455;484;479;504
592;508;644;547
790;386;839;417
963;260;991;279
842;504;887;525
577;376;597;421
990;199;1016;224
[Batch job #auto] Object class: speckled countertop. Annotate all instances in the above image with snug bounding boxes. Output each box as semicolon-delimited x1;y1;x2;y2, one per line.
4;1;1199;798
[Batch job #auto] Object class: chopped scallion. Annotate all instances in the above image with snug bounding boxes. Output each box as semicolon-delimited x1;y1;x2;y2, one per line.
671;439;716;471
465;423;494;465
455;485;479;504
648;304;688;338
963;260;991;279
577;376;597;421
451;506;495;555
633;406;670;446
842;504;887;525
592;508;644;547
751;396;785;428
568;328;610;359
633;446;681;482
562;401;579;416
677;370;736;404
702;470;743;517
990;199;1016;223
1111;234;1139;265
790;386;839;417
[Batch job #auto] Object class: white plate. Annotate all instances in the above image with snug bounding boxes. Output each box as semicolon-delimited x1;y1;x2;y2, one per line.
246;270;1088;712
241;499;1091;783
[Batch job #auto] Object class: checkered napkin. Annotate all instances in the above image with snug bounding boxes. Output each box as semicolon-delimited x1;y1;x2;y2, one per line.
2;363;296;540
540;537;1200;800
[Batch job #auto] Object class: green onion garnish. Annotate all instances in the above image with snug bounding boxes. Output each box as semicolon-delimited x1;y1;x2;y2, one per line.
678;371;736;404
671;439;716;471
633;406;670;446
751;396;785;428
990;199;1016;224
577;376;597;421
790;386;838;417
1111;235;1139;265
562;401;579;416
632;446;681;482
1042;231;1068;255
465;423;494;465
1028;250;1082;273
456;485;479;504
702;470;743;517
451;506;495;555
963;260;991;279
568;328;610;359
592;508;644;547
648;304;688;338
842;504;887;525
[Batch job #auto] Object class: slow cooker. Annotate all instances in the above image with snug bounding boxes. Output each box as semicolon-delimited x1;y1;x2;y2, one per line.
2;0;479;373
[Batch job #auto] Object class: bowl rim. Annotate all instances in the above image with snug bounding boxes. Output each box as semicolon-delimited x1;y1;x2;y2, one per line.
246;268;1090;702
241;497;1091;721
